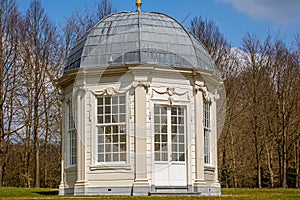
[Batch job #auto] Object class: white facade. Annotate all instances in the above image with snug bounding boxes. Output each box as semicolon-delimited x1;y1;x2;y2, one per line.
58;11;222;196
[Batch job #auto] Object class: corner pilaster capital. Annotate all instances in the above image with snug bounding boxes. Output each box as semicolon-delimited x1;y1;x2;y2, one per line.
193;81;213;102
193;81;206;94
132;81;151;90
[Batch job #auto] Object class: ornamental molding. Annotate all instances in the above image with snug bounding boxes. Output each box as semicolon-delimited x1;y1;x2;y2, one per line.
152;87;189;105
193;81;211;102
93;87;128;96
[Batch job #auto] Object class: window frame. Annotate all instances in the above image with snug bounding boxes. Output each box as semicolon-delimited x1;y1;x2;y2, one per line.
153;104;186;163
95;94;127;165
67;101;77;167
203;100;211;165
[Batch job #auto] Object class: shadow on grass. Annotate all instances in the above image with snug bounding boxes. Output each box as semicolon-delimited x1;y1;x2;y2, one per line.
35;190;59;196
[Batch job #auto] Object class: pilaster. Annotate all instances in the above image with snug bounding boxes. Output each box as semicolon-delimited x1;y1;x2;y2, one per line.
74;87;89;195
132;68;151;195
193;81;206;188
211;98;220;188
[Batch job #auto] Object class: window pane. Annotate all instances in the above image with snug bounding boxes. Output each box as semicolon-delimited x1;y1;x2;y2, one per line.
98;116;103;124
112;105;118;113
120;153;126;161
105;115;111;123
171;107;177;115
171;125;177;133
162;153;168;161
155;143;160;151
119;126;125;133
172;153;178;161
98;135;104;143
98;144;104;153
105;153;111;162
105;144;111;152
113;153;119;161
161;107;167;115
119;96;125;104
105;97;111;105
105;106;111;114
155;153;160;161
161;134;167;142
120;144;126;151
98;98;103;105
112;96;118;104
172;135;177;143
105;135;111;143
154;116;160;123
120;134;126;143
179;144;184;152
178;117;184;125
154;106;160;114
178;108;183;115
105;126;111;134
171;116;177;124
172;144;177;152
113;134;119;143
112;125;118;133
98;154;104;162
119;114;125;122
161;125;167;133
179;135;184;143
113;144;119;152
98;106;103;114
154;125;160;133
112;115;118;123
161;116;167;124
179;153;185;161
155;134;160;142
119;105;125;113
178;126;184;134
162;143;168;151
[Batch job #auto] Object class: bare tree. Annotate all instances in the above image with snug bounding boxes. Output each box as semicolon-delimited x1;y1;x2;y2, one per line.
0;0;20;186
20;0;61;188
62;0;116;58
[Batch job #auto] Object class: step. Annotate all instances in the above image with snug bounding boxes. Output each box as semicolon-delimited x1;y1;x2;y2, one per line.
149;192;201;196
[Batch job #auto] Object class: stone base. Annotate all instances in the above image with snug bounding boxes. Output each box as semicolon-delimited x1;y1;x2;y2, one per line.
193;184;221;196
59;187;74;196
132;180;150;196
60;186;150;196
74;181;89;195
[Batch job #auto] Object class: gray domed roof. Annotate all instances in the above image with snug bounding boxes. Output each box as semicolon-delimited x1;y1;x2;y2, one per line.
64;12;215;72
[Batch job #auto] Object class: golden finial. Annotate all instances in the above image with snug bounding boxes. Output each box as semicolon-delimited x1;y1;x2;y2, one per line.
136;0;142;12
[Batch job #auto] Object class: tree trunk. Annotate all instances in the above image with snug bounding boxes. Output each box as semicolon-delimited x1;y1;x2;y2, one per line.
266;144;274;187
230;130;238;188
254;128;262;188
296;138;299;188
33;92;40;188
0;5;4;186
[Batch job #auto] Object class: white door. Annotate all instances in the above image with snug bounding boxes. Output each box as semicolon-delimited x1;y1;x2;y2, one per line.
153;105;187;186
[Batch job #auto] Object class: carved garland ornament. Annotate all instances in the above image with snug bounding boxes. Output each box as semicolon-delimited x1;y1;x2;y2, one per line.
93;87;127;96
152;87;189;105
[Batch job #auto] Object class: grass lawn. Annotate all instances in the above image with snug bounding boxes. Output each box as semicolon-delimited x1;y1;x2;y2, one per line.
0;187;299;200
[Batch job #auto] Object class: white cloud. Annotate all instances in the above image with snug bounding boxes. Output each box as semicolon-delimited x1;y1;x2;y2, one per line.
221;0;300;25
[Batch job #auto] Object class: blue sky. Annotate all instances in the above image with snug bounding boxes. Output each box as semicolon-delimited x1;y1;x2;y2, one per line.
16;0;300;48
